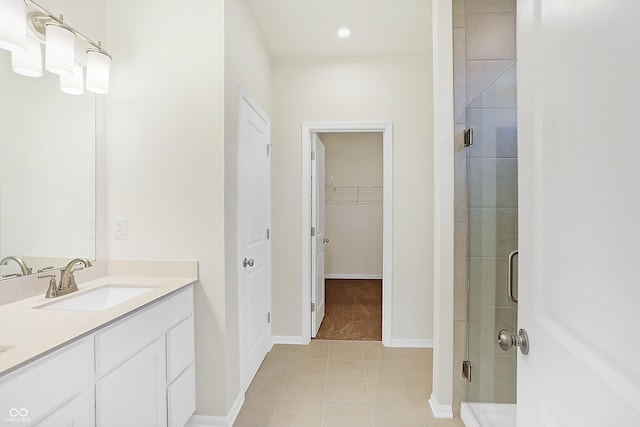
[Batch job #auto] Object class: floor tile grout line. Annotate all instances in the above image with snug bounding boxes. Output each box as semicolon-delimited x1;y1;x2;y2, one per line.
365;349;375;426
268;395;281;427
321;355;329;426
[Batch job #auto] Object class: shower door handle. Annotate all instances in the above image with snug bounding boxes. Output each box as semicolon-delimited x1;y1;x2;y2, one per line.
507;250;518;303
498;328;529;355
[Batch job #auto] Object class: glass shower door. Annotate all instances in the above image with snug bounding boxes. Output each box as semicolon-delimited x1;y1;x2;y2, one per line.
465;64;518;403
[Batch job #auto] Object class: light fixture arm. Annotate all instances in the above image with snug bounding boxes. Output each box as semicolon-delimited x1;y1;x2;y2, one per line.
24;0;111;57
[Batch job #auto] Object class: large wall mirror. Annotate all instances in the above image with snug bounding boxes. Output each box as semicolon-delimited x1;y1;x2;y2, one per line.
0;50;96;280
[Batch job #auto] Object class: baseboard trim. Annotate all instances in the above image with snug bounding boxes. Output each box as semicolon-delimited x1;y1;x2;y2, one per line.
324;274;383;280
389;339;434;348
429;393;454;419
272;335;308;345
185;393;244;427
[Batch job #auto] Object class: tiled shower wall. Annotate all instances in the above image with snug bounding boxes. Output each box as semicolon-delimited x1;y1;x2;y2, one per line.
452;0;517;415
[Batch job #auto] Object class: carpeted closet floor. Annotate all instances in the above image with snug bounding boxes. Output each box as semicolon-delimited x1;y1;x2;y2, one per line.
316;279;382;341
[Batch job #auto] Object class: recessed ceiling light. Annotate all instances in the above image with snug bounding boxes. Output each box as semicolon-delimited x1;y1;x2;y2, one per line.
336;25;352;38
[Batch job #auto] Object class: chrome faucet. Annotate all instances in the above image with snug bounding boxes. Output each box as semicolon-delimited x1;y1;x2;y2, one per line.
0;256;32;276
39;258;93;298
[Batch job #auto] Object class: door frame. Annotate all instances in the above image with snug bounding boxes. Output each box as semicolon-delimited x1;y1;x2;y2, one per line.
301;121;393;346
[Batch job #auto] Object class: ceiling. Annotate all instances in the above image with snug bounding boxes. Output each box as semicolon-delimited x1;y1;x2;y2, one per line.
244;0;432;58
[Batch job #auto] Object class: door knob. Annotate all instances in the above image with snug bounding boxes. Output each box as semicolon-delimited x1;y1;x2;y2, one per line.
243;258;254;268
498;328;529;355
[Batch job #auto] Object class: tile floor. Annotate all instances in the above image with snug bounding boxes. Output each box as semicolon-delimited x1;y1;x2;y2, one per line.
234;340;465;427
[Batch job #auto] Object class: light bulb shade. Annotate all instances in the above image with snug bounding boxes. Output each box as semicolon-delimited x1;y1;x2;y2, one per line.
11;36;42;77
60;62;84;95
85;49;110;94
0;0;27;52
45;24;75;76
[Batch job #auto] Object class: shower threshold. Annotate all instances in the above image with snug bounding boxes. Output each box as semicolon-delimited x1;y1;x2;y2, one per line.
461;402;516;427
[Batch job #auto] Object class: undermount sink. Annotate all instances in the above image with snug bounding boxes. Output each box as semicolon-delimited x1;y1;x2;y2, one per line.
36;285;155;312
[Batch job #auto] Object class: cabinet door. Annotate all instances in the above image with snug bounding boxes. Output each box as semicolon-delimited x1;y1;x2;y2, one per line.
34;389;94;427
96;338;166;427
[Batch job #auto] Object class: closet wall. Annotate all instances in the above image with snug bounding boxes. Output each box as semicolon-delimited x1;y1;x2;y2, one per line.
322;132;383;278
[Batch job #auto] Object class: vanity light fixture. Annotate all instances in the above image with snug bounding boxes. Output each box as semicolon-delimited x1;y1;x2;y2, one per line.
60;61;84;95
11;35;42;77
336;25;353;38
85;47;111;94
0;0;112;94
44;23;75;76
0;0;27;52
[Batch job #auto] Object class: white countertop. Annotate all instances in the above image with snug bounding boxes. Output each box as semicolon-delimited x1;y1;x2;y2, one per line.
0;259;198;377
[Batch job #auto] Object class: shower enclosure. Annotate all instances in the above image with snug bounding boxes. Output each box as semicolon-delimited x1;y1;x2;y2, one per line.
453;2;518;424
465;64;518;405
459;64;518;427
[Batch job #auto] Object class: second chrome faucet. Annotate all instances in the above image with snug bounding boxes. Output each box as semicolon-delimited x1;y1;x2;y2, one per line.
38;258;93;298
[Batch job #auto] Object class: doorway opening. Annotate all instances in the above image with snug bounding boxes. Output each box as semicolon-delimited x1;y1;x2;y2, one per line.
301;122;393;346
315;132;383;341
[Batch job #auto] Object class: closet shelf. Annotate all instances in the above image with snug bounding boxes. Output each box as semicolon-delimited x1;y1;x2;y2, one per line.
326;185;383;205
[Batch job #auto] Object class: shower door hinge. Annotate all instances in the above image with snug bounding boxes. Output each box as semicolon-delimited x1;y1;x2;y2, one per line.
462;360;472;382
311;302;315;312
267;144;272;156
267;312;271;323
311;227;316;237
464;128;474;147
267;228;270;239
311;151;316;161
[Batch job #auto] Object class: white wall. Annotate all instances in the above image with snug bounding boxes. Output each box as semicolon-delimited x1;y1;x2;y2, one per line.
430;0;455;417
224;0;272;412
322;132;383;278
105;0;227;416
106;0;271;417
271;54;435;342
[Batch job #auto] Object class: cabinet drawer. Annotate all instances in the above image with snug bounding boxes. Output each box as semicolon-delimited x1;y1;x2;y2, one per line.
95;285;193;376
167;364;195;427
167;314;195;383
0;338;92;423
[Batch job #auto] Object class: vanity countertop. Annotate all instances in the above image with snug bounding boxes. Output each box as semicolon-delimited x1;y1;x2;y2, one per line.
0;259;198;377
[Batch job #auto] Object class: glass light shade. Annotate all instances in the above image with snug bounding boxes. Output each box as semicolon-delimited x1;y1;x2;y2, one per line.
85;50;111;94
0;0;26;52
60;62;84;95
45;24;75;76
11;36;42;77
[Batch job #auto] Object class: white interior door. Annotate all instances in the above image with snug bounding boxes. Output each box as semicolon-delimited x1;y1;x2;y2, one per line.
517;1;640;425
237;92;271;392
311;134;326;337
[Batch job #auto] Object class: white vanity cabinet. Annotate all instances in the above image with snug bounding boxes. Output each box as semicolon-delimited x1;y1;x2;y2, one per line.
0;284;195;427
95;285;195;427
